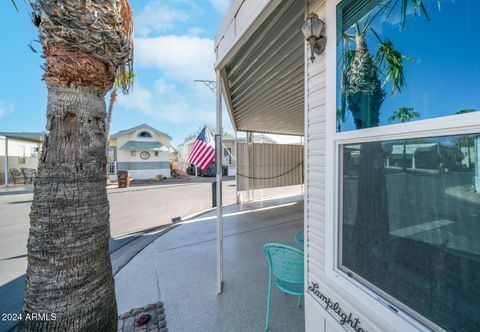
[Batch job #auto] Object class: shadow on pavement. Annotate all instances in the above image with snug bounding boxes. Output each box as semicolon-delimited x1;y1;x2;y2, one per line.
0;275;25;332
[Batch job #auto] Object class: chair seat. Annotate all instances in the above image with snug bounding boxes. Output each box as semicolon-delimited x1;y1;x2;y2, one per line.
275;278;304;296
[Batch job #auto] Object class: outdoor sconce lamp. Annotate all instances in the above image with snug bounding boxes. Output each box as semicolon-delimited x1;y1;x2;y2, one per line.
301;13;327;62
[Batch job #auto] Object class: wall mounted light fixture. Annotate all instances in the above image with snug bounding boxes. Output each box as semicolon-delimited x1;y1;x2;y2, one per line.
301;13;327;62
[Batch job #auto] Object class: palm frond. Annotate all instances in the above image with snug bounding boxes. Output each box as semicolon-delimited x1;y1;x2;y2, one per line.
371;29;414;95
11;0;32;12
114;69;135;94
388;106;419;123
11;0;19;12
397;0;441;28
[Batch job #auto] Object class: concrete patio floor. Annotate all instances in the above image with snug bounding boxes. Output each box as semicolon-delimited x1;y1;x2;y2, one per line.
115;195;305;332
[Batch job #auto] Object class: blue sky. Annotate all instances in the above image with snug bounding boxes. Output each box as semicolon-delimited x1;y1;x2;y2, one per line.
0;0;235;146
337;0;480;132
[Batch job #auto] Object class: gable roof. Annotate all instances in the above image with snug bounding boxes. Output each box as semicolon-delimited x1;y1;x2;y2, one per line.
110;124;172;140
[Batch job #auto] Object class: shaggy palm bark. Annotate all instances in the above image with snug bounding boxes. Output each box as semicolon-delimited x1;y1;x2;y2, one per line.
20;1;132;331
346;33;389;276
21;82;116;331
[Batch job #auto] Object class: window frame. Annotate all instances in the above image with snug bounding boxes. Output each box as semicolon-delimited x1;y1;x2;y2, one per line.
324;1;480;331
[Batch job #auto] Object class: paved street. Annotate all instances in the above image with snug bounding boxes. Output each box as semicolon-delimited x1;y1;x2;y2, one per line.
0;177;237;332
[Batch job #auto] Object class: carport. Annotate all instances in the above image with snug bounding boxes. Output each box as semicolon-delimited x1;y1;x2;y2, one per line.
213;0;306;293
0;132;44;187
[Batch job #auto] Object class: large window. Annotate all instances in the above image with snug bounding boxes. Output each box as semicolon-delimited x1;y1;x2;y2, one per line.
340;135;480;331
336;1;480;331
337;0;480;132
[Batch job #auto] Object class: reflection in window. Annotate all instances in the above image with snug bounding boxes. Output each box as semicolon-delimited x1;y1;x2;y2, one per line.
337;0;480;132
340;134;480;331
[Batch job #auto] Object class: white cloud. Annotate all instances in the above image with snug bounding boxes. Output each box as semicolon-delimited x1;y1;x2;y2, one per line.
117;80;216;125
0;101;14;118
117;84;154;115
154;79;176;94
209;0;231;13
187;27;205;36
135;1;190;37
135;35;215;81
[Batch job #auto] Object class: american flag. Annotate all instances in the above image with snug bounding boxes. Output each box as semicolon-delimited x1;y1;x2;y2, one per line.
188;126;216;171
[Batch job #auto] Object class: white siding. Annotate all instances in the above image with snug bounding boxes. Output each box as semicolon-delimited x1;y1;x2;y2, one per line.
304;1;430;331
305;0;327;294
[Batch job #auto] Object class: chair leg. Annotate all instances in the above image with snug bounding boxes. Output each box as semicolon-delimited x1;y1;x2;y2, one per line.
297;295;302;308
266;276;272;330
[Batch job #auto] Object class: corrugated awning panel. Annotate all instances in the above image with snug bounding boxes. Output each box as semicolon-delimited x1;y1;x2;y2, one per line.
223;0;305;136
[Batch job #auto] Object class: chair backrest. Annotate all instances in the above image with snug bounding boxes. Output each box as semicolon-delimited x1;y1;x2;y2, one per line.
295;230;304;248
23;168;36;177
9;168;22;177
264;243;304;284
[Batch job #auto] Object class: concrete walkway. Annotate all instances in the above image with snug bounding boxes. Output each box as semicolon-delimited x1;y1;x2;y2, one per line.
115;196;305;332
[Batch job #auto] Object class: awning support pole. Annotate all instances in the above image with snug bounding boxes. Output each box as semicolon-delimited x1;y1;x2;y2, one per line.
235;131;239;204
215;72;224;294
4;137;8;187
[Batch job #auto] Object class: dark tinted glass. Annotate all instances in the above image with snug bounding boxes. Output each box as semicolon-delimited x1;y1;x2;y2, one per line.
341;134;480;331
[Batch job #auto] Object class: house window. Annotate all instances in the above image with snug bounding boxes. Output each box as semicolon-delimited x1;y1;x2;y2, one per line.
107;148;114;160
224;148;232;164
107;162;116;175
336;1;480;330
138;131;153;138
18;145;26;164
30;146;39;158
130;151;136;157
340;134;479;331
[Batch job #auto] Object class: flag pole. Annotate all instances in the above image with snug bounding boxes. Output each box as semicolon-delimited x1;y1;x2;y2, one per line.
215;71;224;294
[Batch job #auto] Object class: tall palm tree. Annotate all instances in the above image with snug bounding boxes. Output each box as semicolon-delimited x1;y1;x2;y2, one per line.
106;71;135;139
18;1;133;331
389;107;420;170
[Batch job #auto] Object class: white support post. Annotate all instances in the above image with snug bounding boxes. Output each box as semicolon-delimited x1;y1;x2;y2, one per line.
215;72;224;294
475;136;480;193
235;131;239;204
4;137;8;187
246;132;253;201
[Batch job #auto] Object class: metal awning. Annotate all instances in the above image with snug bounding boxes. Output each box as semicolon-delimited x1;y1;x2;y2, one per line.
119;141;173;152
217;0;305;136
0;132;45;143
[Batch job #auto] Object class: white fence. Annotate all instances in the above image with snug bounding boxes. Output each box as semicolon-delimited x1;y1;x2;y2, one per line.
236;143;304;191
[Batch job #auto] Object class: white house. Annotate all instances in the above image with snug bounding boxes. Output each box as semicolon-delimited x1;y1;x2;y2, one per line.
215;0;480;331
108;124;175;181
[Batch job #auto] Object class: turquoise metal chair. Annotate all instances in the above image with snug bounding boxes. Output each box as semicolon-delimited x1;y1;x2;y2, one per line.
295;230;304;248
263;243;304;330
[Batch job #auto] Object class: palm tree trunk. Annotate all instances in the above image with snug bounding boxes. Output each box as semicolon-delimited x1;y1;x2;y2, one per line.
106;88;117;140
20;82;117;331
467;137;472;169
346;31;389;275
19;0;132;330
105;89;117;182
